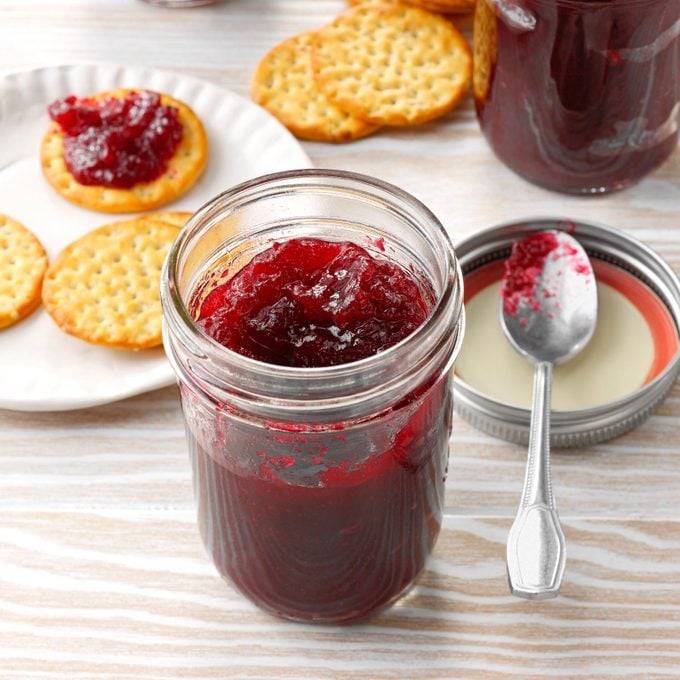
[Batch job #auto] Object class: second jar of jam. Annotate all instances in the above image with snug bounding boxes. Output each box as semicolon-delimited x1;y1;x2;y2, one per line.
474;0;679;194
161;169;464;623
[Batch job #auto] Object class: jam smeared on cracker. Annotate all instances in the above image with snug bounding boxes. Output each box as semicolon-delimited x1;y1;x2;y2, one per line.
47;90;183;188
41;89;207;214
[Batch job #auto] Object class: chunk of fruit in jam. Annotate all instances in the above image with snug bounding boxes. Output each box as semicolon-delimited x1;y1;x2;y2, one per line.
47;90;183;188
193;237;430;367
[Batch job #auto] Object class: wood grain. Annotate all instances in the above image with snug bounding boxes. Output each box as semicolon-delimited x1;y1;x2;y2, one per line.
3;383;680;519
2;513;680;678
1;0;679;677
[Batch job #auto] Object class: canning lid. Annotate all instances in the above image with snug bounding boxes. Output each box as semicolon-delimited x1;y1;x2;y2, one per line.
453;218;680;448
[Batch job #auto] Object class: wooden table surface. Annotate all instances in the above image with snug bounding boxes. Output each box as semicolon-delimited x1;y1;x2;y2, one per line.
1;1;680;678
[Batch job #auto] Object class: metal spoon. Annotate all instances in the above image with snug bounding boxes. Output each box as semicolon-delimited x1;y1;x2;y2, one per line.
500;230;597;599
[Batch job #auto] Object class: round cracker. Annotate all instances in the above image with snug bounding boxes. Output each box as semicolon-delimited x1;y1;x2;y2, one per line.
473;0;497;102
408;0;476;14
145;211;193;229
313;5;472;126
0;214;48;329
41;89;208;214
348;0;476;14
347;1;402;7
252;31;379;143
42;217;180;350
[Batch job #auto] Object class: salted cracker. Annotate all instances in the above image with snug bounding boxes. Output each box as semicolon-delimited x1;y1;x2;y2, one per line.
347;0;476;14
313;4;472;127
408;0;476;14
0;214;48;329
473;0;497;102
41;90;208;214
252;31;379;142
146;211;193;229
42;217;180;350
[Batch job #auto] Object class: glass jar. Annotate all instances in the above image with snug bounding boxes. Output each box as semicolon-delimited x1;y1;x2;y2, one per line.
474;0;680;194
161;169;464;623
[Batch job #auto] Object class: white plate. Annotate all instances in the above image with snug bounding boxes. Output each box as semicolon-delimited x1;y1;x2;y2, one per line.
0;63;312;412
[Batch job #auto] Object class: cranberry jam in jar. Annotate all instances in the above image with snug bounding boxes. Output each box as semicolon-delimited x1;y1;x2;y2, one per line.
161;170;463;623
474;0;680;194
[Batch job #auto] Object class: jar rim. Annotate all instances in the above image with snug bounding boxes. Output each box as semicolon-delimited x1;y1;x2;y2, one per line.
161;169;463;416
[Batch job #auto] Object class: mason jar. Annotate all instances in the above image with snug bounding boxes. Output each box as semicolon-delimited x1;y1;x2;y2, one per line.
160;169;464;623
474;0;680;194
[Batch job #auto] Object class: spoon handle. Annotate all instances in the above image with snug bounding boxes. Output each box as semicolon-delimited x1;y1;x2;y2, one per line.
506;360;566;599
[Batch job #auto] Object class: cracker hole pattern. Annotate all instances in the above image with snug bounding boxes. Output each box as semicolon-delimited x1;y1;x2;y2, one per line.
42;218;179;349
0;214;48;328
252;31;379;142
313;4;471;126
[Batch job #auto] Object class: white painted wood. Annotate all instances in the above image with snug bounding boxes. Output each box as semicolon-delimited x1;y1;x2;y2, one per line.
1;1;679;676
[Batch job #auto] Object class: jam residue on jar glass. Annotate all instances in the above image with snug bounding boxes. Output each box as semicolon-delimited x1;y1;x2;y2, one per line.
182;373;452;623
474;0;680;194
48;90;183;188
161;170;464;623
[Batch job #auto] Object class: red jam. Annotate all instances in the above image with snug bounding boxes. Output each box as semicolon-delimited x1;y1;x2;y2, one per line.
48;90;183;188
186;237;450;622
474;0;679;193
502;231;560;316
502;231;592;320
194;238;430;366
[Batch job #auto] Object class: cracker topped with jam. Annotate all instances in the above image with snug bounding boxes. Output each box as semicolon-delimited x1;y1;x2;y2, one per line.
41;89;208;213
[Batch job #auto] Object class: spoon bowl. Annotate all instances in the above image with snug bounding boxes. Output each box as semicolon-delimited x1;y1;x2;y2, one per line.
501;231;598;365
501;230;598;599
